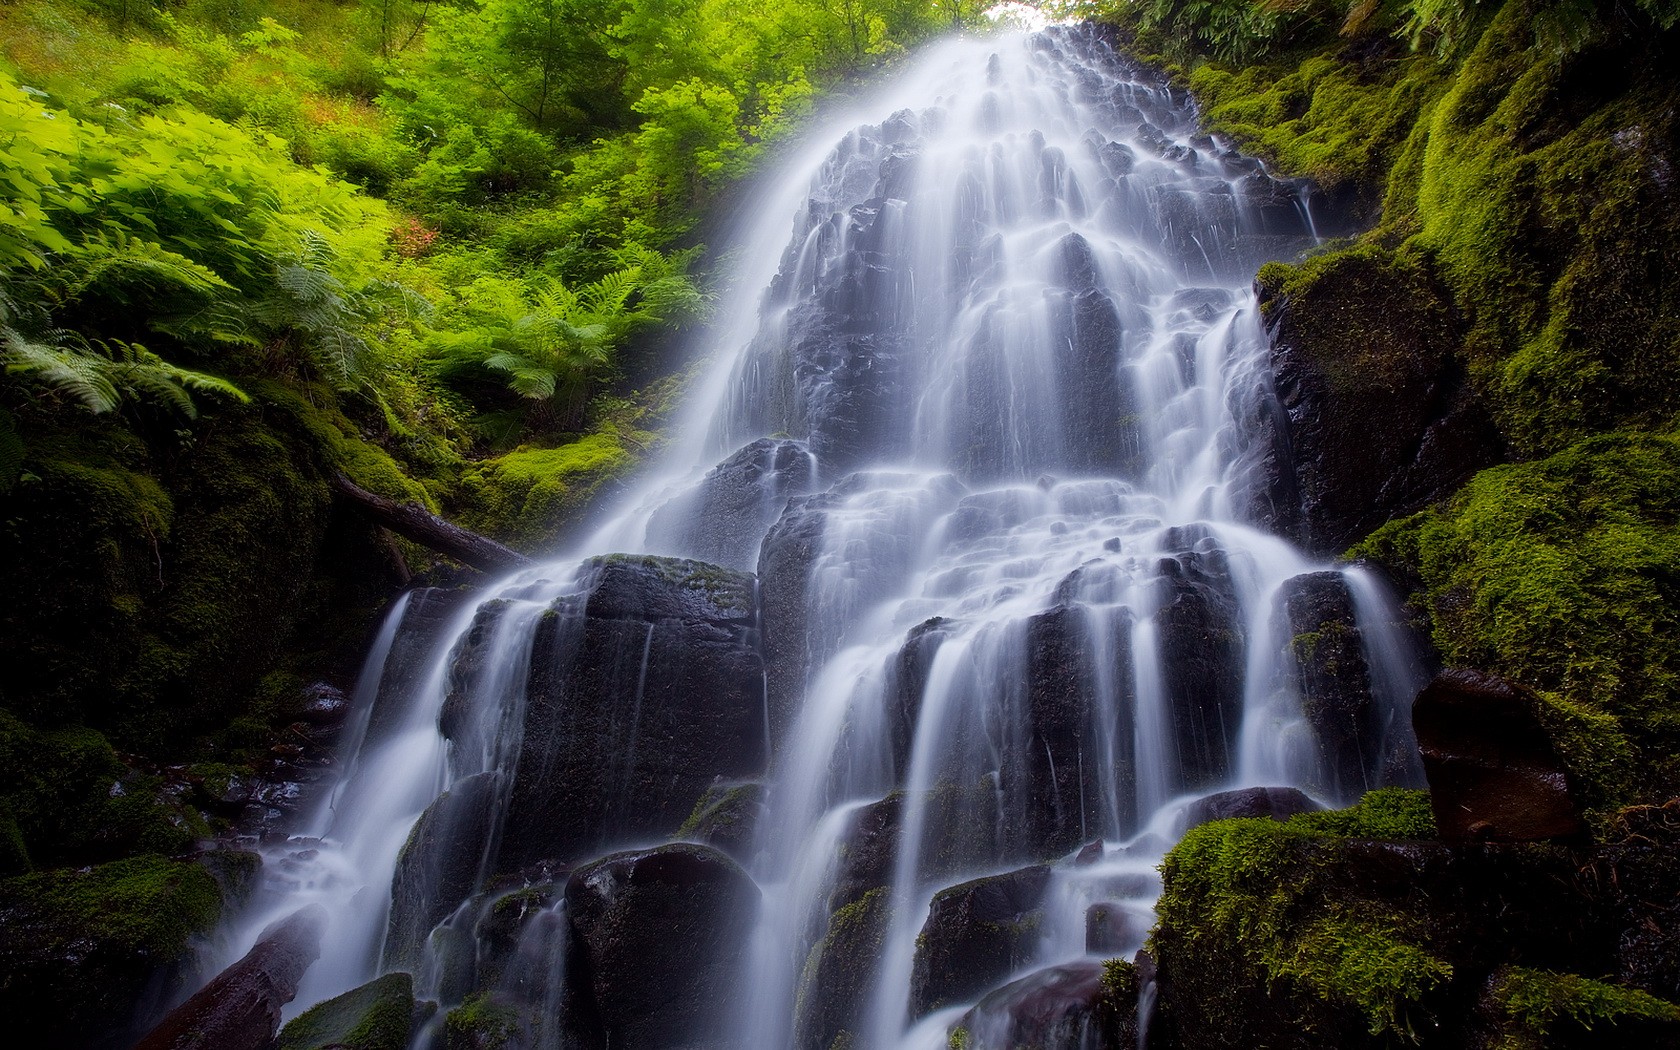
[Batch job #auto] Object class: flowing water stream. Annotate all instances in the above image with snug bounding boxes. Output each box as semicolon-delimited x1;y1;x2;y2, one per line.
210;25;1425;1050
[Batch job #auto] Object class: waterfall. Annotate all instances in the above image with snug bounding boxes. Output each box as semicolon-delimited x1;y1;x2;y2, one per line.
212;25;1425;1050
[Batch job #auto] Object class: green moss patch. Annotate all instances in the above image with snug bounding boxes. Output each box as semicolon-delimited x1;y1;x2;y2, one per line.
453;431;638;551
279;971;417;1050
1489;966;1680;1046
1353;432;1680;805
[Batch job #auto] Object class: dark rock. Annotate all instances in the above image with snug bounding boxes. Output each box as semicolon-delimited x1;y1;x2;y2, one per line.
1413;669;1586;842
794;887;890;1050
910;865;1052;1017
563;843;759;1050
1017;604;1132;850
470;882;561;994
497;555;766;871
1074;840;1104;865
1258;251;1504;555
1153;526;1244;788
135;904;326;1050
1086;902;1142;954
884;616;956;777
386;771;502;970
952;960;1107;1050
644;438;817;572
296;682;351;727
366;587;475;744
277;971;417;1050
675;780;765;864
0;855;226;1049
1280;571;1381;799
438;599;514;773
1183;786;1321;831
758;493;837;746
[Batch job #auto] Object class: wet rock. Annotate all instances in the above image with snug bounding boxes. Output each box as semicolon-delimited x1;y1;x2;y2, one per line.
296;682;351;728
438;598;514;771
829;793;903;913
1018;604;1130;852
1280;571;1381;799
644;438;818;572
952;960;1108;1050
386;771;502;970
1153;526;1244;788
910;865;1052;1017
884;616;956;776
1054;287;1140;476
1413;669;1585;842
367;587;475;743
0;855;227;1049
1183;786;1321;830
135;904;325;1050
675;780;765;864
469;882;561;993
277;971;419;1050
794;887;890;1050
497;556;766;871
1258;250;1503;555
1086;902;1143;954
563;843;759;1050
758;493;837;746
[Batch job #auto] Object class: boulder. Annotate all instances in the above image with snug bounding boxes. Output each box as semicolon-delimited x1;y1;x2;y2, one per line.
1257;250;1504;555
1413;669;1585;842
1182;786;1321;831
277;971;419;1050
365;587;474;745
563;843;759;1050
910;865;1051;1017
952;960;1108;1050
675;781;765;865
794;887;890;1050
645;438;817;571
135;904;326;1050
1280;571;1380;799
1153;526;1244;788
1086;902;1143;954
385;771;502;970
497;556;766;871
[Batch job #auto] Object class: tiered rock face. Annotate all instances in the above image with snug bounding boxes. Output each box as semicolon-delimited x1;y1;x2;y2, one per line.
493;555;766;873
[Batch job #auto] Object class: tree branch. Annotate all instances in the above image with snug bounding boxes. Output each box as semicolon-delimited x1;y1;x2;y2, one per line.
331;473;533;574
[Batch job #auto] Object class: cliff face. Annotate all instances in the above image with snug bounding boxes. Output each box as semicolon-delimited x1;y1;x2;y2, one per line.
1125;1;1680;1043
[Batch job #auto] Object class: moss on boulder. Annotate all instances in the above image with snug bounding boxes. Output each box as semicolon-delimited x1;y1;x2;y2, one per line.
278;971;419;1050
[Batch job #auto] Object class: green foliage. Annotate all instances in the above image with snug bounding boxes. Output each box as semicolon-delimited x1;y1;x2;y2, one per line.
453;432;636;549
1490;967;1680;1042
1351;433;1680;804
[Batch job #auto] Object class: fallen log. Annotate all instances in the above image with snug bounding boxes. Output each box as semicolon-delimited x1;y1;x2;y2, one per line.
331;473;533;575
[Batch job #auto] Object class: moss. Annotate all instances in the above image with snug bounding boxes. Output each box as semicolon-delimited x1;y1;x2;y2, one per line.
1151;790;1451;1043
453;431;636;550
1350;432;1680;806
947;1026;970;1050
443;991;521;1050
279;971;417;1050
1;854;222;958
1189;51;1451;196
1490;966;1680;1043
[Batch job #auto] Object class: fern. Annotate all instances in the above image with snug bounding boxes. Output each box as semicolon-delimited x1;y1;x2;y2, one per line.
2;326;246;418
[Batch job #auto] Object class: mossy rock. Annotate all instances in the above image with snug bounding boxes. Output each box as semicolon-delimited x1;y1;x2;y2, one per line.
452;432;638;551
1481;965;1680;1048
278;971;418;1050
0;855;224;1047
1352;431;1680;808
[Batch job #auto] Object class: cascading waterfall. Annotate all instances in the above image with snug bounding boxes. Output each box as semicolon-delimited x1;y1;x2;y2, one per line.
208;25;1427;1050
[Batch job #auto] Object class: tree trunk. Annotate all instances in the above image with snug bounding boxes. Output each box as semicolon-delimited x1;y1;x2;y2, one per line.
331;474;532;575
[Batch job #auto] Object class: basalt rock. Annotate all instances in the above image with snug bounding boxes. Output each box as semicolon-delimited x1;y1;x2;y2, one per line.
758;494;837;746
135;904;326;1050
1154;526;1244;788
1257;251;1503;555
952;960;1109;1050
675;780;766;865
563;843;759;1050
1413;669;1585;843
497;556;766;872
1280;571;1381;799
1182;786;1321;830
386;771;501;971
794;886;890;1050
366;587;475;744
277;971;420;1050
645;438;817;572
910;864;1052;1017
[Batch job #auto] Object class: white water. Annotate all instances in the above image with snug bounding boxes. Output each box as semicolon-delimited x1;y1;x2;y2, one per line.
207;26;1426;1050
